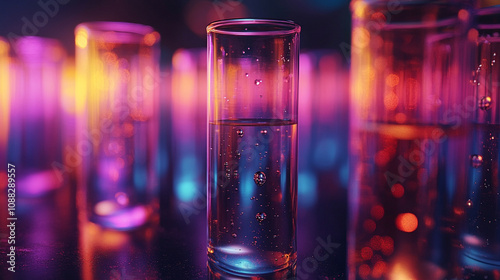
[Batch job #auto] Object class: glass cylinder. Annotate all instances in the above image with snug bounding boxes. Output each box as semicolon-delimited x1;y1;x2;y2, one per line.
207;19;300;275
462;6;500;271
349;1;473;279
8;37;66;197
75;22;160;230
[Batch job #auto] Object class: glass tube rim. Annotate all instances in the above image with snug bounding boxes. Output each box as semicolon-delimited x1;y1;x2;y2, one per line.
206;18;300;36
75;21;156;43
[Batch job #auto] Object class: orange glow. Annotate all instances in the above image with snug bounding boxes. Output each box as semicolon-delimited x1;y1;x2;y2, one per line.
424;216;434;228
390;262;416;280
144;31;160;46
359;264;371;279
384;92;399;110
361;247;373;260
353;27;370;48
0;38;9;150
352;0;368;19
371;11;386;22
391;183;404;198
75;29;88;49
372;261;387;278
395;113;407;123
386;74;399;87
371;205;384;220
396;213;418;233
381;236;394;256
468;28;479;42
458;9;469;21
370;235;383;250
363;219;376;233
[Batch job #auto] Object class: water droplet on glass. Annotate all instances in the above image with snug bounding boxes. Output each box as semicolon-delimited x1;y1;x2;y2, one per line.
256;212;267;222
254;171;266;186
479;96;492;110
233;170;239;179
232;233;237;238
467;199;473;208
235;151;241;159
254;79;262;86
250;196;255;200
236;129;244;137
471;154;483;168
226;172;231;179
261;129;268;135
245;73;249;77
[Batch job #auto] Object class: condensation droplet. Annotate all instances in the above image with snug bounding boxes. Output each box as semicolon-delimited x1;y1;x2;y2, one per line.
232;233;237;238
254;79;262;86
233;170;239;179
235;151;241;159
479;96;492;110
256;212;267;222
245;73;249;77
471;154;483;168
467;199;473;208
250;196;255;200
236;129;244;137
261;129;268;135
253;171;266;186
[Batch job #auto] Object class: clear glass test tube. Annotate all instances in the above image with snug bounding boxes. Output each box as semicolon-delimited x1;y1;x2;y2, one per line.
462;6;500;273
207;19;300;275
75;22;160;230
349;1;473;279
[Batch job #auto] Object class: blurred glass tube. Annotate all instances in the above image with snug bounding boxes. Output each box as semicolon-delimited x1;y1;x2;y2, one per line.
0;37;9;186
7;37;66;197
75;22;160;230
349;1;473;279
462;5;500;272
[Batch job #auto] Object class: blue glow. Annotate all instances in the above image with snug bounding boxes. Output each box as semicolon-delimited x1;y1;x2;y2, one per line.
240;170;253;207
298;172;317;207
313;138;339;170
175;179;198;202
174;155;201;202
339;163;349;188
133;167;147;190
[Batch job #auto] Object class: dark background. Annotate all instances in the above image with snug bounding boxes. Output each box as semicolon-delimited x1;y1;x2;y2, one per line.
0;0;351;62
